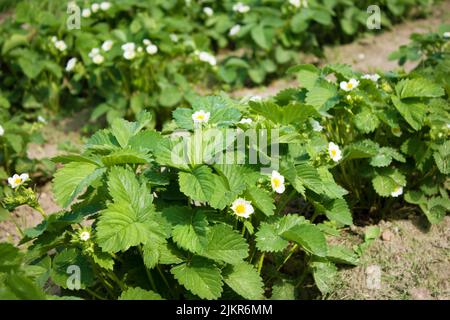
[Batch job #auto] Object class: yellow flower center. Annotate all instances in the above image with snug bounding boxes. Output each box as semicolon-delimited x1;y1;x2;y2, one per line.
331;149;337;157
14;178;22;184
272;178;281;188
196;114;205;120
235;204;246;215
346;83;353;89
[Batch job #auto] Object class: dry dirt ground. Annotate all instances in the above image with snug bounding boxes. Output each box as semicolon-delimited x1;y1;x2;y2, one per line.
1;2;449;299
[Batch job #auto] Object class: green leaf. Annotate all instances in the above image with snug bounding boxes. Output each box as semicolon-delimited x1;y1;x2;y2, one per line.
97;172;168;252
282;224;328;257
396;78;444;99
163;206;208;254
421;197;449;224
354;110;380;133
53;162;102;208
0;243;22;272
179;166;216;203
202;225;248;264
251;24;270;50
119;287;164;300
107;166;150;209
111;118;139;148
372;168;406;197
171;257;223;300
223;262;264;300
311;260;337;294
327;246;359;265
2;34;29;54
344;140;379;160
51;248;94;290
370;147;405;167
97;201;168;253
142;243;160;269
325;198;353;226
245;187;275;216
3;273;46;300
101;148;150;166
391;96;426;130
305;85;338;112
255;215;305;252
159;85;183;107
271;279;296;300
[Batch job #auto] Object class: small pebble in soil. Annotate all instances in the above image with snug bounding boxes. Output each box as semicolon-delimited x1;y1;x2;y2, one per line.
382;230;394;241
409;288;433;300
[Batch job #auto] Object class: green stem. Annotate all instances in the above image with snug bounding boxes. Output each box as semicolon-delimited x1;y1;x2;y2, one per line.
257;253;265;274
277;244;298;271
35;206;47;219
139;246;157;291
295;255;311;288
85;287;107;300
156;265;173;298
11;218;24;238
106;271;125;291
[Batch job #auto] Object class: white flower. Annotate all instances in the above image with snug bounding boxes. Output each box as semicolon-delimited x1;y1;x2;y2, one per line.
37;116;47;123
80;231;90;241
137;46;143;53
203;7;214;16
233;2;250;13
231;198;254;218
51;36;57;43
121;42;135;52
443;32;450;39
391;186;403;197
192;110;210;124
197;51;216;66
82;8;91;17
229;24;241;37
328;142;342;162
0;125;4;136
143;39;151;46
91;3;100;12
54;40;67;52
249;95;262;102
290;0;308;8
123;50;136;60
362;73;380;82
101;40;113;52
271;170;285;194
239;118;252;124
89;48;104;64
8;173;29;189
88;48;100;58
65;57;77;72
170;34;179;42
100;2;111;11
309;119;323;132
121;42;136;60
146;44;158;55
92;54;104;64
340;78;359;92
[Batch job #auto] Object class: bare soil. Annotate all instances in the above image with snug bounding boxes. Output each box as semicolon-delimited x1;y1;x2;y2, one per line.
328;216;450;300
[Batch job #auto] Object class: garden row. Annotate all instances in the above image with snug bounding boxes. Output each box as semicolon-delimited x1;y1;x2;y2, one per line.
1;26;448;299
